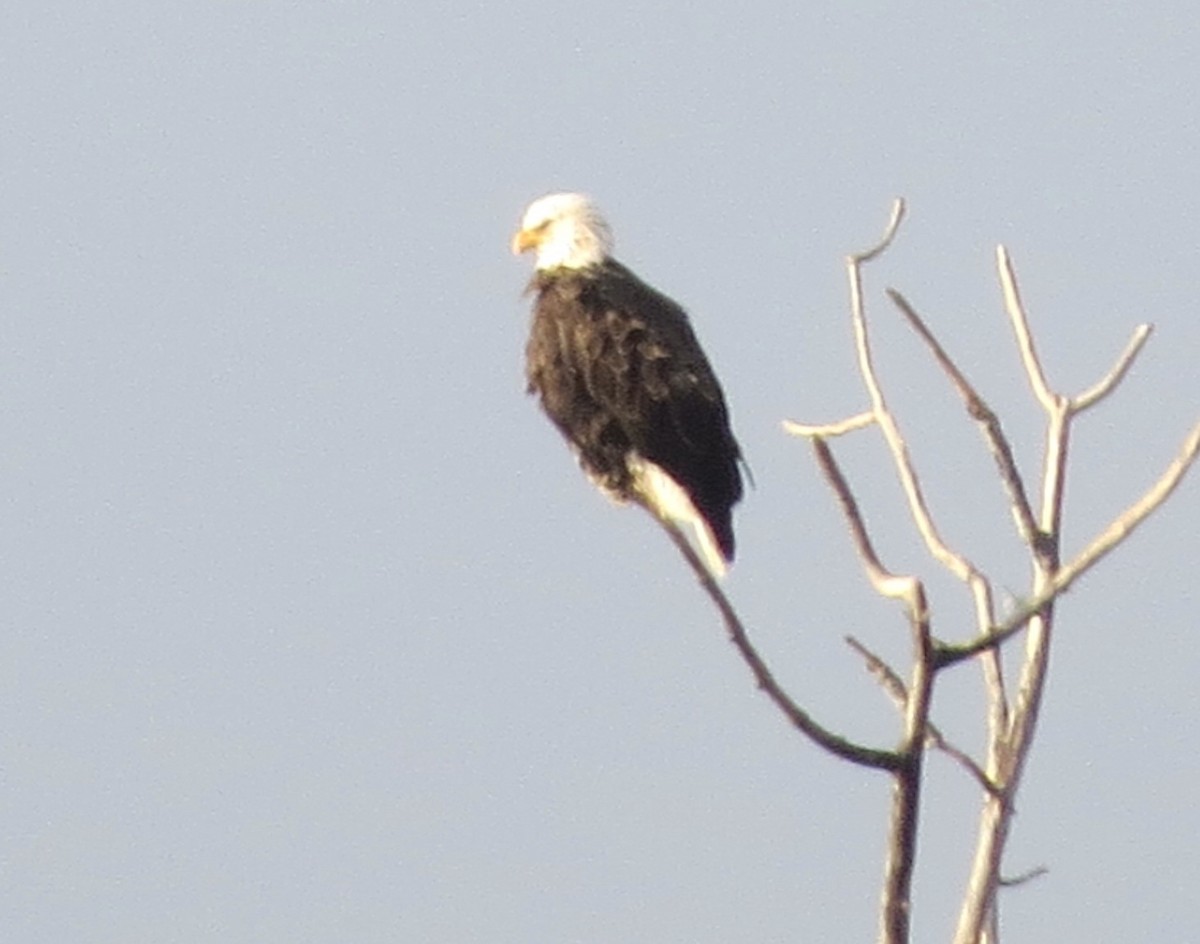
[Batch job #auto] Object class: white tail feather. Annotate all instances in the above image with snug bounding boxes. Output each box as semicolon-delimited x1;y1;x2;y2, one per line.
627;456;728;578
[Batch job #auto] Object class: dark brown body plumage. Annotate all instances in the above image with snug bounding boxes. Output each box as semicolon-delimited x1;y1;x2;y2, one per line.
525;259;744;562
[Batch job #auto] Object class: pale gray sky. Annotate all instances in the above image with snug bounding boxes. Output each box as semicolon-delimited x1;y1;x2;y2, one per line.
2;2;1197;941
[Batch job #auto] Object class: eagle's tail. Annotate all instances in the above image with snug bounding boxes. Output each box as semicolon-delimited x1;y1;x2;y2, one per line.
628;456;732;578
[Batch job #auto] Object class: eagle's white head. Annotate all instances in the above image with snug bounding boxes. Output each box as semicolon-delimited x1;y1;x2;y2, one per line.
512;192;614;271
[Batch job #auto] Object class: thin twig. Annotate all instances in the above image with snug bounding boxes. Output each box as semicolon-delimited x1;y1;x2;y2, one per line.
812;439;923;604
845;634;910;709
928;731;1000;798
999;865;1049;888
780;197;905;559
852;198;907;263
783;412;876;438
887;288;1040;548
1071;324;1153;413
781;198;903;446
997;246;1056;410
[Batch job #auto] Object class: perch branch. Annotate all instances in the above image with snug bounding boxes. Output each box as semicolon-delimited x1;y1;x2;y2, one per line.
651;510;901;771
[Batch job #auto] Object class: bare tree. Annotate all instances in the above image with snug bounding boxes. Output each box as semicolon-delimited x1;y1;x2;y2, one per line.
650;200;1200;944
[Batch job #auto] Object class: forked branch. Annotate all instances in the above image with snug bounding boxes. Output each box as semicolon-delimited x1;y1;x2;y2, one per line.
846;635;998;796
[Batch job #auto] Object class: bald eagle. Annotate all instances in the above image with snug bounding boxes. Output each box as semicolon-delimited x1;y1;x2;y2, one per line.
512;192;745;576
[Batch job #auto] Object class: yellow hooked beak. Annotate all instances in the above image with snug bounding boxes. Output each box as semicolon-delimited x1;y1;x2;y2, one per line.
511;227;541;255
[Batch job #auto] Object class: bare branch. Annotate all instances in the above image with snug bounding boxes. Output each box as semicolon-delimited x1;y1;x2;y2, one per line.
998;246;1057;410
1047;416;1200;592
812;438;924;605
782;200;905;444
841;203;934;944
888;288;1040;548
937;418;1200;666
957;797;1010;944
846;634;909;709
958;252;1072;942
651;510;901;771
851;197;907;263
999;865;1049;888
850;258;1011;786
782;412;876;438
1070;323;1153;412
794;220;1194;944
847;249;992;609
927;730;1000;798
880;287;1015;746
782;199;904;444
